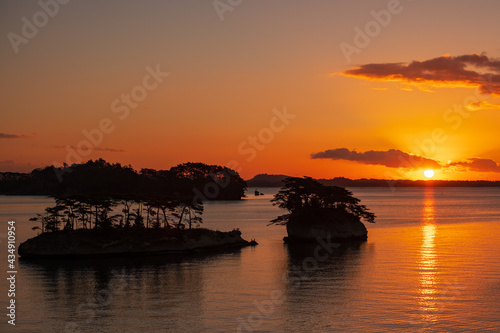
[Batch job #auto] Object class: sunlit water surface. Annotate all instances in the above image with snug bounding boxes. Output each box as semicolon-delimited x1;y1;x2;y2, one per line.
1;187;500;332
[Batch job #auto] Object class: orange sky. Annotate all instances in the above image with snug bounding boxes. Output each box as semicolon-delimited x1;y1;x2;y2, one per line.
1;0;500;180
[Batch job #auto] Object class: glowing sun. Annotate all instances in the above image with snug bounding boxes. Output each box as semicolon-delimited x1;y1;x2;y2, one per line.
424;169;435;178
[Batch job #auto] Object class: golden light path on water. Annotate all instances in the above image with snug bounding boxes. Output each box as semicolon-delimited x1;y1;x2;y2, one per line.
418;187;438;324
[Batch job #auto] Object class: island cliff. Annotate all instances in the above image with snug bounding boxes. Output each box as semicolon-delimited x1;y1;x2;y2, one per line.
285;212;368;243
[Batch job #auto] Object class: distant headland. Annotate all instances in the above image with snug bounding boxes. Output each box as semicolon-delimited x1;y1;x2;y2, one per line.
247;174;500;188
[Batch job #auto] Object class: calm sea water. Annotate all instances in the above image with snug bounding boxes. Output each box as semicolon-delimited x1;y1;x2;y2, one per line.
1;187;500;332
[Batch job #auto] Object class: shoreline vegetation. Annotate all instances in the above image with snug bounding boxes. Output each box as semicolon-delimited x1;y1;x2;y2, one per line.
15;159;256;258
0;159;247;198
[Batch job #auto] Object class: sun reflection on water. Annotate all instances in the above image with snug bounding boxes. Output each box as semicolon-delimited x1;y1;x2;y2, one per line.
417;187;438;323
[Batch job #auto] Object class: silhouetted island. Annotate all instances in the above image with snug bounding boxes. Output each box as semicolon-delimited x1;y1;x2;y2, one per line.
18;228;255;258
14;159;256;258
269;177;375;243
0;159;247;200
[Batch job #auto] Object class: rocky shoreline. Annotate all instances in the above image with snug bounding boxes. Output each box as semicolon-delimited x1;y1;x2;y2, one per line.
18;228;257;258
284;214;368;244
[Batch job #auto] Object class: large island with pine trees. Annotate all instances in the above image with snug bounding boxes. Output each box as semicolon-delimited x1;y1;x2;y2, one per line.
14;159;256;258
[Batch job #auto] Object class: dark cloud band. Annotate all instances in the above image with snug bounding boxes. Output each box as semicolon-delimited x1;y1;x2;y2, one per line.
311;148;441;169
450;158;500;173
341;53;500;96
0;133;27;139
312;148;500;173
53;146;126;153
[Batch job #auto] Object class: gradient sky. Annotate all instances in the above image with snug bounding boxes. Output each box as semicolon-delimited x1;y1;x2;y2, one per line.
1;0;500;180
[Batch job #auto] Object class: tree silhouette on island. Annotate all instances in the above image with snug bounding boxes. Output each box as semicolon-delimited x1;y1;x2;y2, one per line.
269;177;375;243
17;159;255;258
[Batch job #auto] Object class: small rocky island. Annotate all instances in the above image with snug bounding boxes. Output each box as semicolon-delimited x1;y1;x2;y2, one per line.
19;228;255;258
269;177;375;243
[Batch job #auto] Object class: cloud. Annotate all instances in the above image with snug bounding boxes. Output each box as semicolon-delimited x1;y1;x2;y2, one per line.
312;148;500;174
465;100;500;111
340;53;500;96
449;158;500;173
311;148;441;169
0;133;27;139
53;146;126;153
